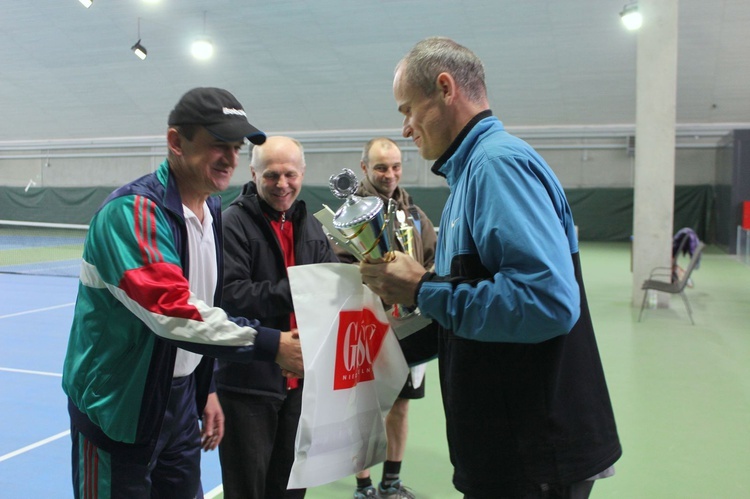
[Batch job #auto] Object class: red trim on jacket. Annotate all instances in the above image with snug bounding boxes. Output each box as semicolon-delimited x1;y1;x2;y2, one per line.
134;195;164;265
120;262;203;321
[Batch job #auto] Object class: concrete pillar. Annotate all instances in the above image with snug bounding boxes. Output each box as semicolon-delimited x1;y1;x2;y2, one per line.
631;0;679;307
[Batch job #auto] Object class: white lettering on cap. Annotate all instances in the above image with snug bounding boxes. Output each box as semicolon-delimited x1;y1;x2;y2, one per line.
222;107;247;117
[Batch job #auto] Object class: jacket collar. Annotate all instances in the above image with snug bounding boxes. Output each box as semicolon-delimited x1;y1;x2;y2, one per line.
157;159;222;222
431;110;495;181
158;160;187;220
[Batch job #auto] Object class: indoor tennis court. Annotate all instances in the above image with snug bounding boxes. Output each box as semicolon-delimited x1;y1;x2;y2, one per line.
3;1;750;498
2;240;749;497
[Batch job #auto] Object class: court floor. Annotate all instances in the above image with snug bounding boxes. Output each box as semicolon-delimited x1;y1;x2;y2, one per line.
1;242;748;498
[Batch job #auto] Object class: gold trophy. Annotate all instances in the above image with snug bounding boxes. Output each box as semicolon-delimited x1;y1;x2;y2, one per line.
389;209;416;318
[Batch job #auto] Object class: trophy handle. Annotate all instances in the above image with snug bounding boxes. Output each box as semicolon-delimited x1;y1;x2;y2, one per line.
360;214;395;261
383;198;399;260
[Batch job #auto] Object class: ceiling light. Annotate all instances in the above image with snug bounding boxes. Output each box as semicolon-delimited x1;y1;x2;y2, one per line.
78;0;93;7
192;11;214;60
132;40;148;60
191;38;214;60
620;3;643;31
131;18;147;60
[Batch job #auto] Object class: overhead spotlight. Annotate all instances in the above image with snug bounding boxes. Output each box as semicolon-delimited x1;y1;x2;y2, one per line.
620;3;643;31
191;37;214;60
192;11;214;60
131;17;147;60
132;40;148;60
78;0;93;7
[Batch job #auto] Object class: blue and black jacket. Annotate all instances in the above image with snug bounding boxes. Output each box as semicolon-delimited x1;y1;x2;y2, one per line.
413;112;621;494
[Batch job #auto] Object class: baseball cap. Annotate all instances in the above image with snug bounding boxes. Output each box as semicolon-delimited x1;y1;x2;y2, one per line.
168;87;267;144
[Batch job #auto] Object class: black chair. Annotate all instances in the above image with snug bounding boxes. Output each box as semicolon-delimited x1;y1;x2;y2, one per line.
638;242;706;325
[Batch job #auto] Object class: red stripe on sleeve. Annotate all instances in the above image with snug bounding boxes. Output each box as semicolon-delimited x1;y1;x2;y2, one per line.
134;196;151;264
133;195;165;265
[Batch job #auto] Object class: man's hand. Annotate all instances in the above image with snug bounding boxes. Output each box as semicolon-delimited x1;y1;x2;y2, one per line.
276;330;304;377
360;252;427;306
201;392;224;451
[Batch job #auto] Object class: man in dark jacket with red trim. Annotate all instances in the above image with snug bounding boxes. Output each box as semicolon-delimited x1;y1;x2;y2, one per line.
216;136;338;499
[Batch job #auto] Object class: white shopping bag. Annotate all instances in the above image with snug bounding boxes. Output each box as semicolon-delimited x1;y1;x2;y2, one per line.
286;262;409;489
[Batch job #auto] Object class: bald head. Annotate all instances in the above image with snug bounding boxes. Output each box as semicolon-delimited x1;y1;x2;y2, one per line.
361;137;402;198
250;136;306;213
251;136;305;174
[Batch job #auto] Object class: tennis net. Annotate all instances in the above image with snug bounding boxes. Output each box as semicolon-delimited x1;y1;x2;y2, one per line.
0;220;87;277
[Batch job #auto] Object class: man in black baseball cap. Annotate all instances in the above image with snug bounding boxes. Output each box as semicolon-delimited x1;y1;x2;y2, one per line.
169;87;267;144
63;87;304;498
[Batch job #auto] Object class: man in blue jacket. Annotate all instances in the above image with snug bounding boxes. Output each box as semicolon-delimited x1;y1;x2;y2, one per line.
62;88;303;499
360;38;621;499
216;136;338;499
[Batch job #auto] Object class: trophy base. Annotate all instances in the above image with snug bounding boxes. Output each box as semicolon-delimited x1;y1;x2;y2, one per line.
386;306;432;340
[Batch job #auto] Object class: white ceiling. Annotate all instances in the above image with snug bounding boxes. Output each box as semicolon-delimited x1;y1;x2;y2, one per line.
1;0;748;142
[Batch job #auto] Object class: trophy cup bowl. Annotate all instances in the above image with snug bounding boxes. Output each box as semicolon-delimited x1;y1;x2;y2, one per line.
323;168;428;332
329;169;395;261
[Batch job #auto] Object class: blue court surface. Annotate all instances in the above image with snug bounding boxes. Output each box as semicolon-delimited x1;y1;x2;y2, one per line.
0;273;224;498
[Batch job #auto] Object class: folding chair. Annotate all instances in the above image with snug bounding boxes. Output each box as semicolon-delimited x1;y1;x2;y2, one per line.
638;242;706;325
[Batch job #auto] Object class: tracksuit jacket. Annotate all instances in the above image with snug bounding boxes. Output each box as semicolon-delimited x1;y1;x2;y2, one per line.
215;182;338;397
415;111;622;495
62;160;280;453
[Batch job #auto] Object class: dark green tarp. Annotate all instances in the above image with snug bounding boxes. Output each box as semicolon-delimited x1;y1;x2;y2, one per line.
0;184;714;242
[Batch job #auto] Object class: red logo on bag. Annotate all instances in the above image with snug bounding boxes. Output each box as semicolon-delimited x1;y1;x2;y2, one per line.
333;308;389;390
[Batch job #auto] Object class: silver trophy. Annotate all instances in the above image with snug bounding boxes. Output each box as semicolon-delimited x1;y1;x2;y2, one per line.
325;168;398;262
314;168;428;327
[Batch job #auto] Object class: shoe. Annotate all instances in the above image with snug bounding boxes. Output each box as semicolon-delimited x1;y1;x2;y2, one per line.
353;485;377;498
377;480;416;499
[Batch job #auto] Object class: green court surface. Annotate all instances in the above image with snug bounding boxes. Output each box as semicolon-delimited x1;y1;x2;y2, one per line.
216;243;750;498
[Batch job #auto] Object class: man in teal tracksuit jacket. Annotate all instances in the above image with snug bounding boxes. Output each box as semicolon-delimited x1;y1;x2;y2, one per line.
62;88;303;499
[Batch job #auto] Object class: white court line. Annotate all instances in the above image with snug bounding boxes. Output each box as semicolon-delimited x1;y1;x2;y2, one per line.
0;302;75;320
0;430;69;462
205;485;224;498
0;367;62;377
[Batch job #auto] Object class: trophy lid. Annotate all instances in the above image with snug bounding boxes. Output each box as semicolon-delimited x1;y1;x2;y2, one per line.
333;195;384;229
329;169;359;199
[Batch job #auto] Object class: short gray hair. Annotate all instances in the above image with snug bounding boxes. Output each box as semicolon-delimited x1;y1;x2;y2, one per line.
397;36;487;103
